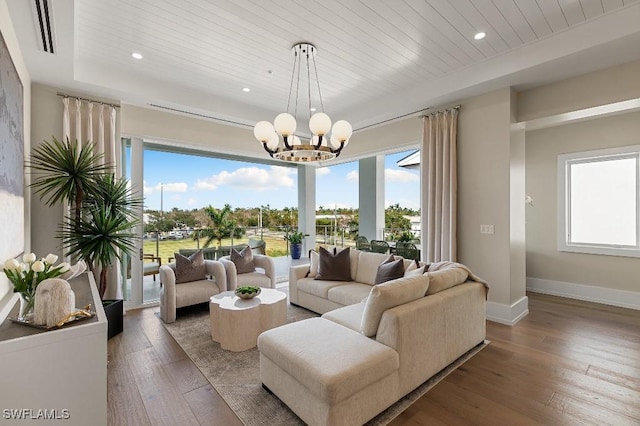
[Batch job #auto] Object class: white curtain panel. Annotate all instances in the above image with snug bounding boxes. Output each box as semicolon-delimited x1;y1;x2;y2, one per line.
422;108;458;262
61;98;122;299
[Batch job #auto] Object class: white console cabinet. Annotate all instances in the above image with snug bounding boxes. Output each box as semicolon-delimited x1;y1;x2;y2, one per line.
0;273;107;425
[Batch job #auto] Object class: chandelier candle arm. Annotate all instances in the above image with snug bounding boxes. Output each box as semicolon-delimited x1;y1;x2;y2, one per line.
253;42;352;163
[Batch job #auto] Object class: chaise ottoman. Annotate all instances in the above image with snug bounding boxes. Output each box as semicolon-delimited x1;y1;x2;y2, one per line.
257;317;400;426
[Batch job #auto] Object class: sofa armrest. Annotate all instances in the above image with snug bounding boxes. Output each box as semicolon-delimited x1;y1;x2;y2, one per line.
204;260;227;292
159;265;177;323
289;264;310;304
253;254;276;288
219;258;238;291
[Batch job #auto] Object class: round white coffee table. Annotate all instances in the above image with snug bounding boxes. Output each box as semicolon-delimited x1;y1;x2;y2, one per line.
209;288;287;352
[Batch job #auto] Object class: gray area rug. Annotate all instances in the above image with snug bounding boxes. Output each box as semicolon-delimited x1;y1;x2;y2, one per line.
162;296;487;426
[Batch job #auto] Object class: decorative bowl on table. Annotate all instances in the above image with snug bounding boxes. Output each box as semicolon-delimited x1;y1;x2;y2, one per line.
235;286;261;299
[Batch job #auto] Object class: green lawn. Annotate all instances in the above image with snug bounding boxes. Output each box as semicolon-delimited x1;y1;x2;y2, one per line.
142;232;359;264
142;235;289;264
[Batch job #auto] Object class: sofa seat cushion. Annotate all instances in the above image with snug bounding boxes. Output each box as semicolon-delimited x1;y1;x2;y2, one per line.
175;279;220;308
235;271;272;288
322;302;366;332
258;317;399;404
297;278;352;299
327;283;372;306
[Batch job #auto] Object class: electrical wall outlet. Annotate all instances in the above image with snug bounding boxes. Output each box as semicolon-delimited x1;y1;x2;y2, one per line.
480;225;495;234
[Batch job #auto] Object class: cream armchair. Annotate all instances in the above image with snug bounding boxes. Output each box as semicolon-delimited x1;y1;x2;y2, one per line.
159;260;227;323
219;254;276;290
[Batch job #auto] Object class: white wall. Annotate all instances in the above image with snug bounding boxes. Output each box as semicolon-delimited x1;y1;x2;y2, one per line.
0;0;31;318
526;111;640;297
30;84;64;258
520;60;640;310
457;88;527;323
518;59;640;122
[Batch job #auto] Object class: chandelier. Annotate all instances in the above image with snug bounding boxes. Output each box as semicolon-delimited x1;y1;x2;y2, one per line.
253;43;352;162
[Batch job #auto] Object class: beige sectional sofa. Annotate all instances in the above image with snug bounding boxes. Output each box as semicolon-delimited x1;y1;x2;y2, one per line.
259;249;488;426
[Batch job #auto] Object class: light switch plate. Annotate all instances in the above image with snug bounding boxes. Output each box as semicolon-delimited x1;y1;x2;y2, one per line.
480;225;495;234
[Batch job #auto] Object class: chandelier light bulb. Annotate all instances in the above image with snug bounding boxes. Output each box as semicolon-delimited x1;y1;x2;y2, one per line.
274;113;296;136
331;120;353;142
309;112;332;136
254;121;275;143
293;136;302;145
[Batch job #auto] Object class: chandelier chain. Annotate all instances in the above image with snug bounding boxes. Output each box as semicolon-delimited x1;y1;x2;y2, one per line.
293;47;302;124
286;48;297;113
311;51;325;113
306;47;312;122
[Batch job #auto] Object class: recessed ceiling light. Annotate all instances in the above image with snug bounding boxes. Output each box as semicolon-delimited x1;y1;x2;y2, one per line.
242;87;250;92
131;52;143;59
474;32;486;40
310;107;316;112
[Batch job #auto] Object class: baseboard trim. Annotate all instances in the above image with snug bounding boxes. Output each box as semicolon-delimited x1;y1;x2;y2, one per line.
527;277;640;311
486;296;529;326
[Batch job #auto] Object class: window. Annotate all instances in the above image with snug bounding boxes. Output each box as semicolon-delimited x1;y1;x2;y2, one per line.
557;146;640;257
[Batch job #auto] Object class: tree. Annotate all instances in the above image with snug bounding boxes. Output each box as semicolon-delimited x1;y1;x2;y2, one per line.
193;204;244;247
385;204;411;240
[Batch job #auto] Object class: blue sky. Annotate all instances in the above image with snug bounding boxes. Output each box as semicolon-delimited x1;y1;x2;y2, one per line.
138;149;419;211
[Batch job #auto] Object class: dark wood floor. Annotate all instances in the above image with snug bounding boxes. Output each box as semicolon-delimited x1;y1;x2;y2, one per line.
107;293;640;425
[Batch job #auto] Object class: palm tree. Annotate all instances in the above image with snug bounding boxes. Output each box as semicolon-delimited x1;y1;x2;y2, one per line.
28;137;110;228
27;138;141;297
192;204;243;248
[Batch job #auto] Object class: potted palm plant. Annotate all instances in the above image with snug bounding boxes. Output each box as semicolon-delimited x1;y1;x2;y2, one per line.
27;137;141;338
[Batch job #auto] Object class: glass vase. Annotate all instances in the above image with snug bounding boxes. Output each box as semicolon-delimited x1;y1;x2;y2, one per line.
17;292;35;322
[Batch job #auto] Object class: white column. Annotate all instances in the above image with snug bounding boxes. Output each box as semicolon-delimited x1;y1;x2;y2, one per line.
359;156;385;240
297;164;316;255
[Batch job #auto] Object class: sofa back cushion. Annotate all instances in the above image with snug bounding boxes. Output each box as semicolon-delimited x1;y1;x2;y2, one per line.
355;251;396;285
360;274;430;337
315;247;352;281
174;250;206;284
426;267;469;295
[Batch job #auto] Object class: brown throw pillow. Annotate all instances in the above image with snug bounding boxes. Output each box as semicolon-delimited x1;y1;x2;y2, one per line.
174;250;206;284
374;255;405;284
230;245;255;274
315;246;352;281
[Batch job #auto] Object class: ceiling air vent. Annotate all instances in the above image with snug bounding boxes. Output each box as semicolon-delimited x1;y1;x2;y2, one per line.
31;0;56;54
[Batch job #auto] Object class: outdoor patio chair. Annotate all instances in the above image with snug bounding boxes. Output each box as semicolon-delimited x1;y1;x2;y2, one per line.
355;236;371;251
394;242;420;260
370;240;390;254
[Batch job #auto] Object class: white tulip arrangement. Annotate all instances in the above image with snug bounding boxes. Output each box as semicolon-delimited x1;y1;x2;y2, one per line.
3;253;71;318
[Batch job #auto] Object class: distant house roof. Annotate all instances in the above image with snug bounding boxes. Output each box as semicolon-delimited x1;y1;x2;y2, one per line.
397;150;420;169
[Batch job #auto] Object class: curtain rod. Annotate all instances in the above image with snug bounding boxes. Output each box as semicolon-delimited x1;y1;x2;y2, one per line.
354;106;431;132
421;104;461;117
56;93;120;109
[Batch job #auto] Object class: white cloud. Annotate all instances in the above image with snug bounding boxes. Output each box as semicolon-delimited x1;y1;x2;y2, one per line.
187;198;199;207
144;181;188;194
346;170;359;182
316;167;330;176
385;168;419;183
194;166;295;191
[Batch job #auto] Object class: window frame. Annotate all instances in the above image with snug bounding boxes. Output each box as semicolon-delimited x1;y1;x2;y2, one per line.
557;145;640;258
